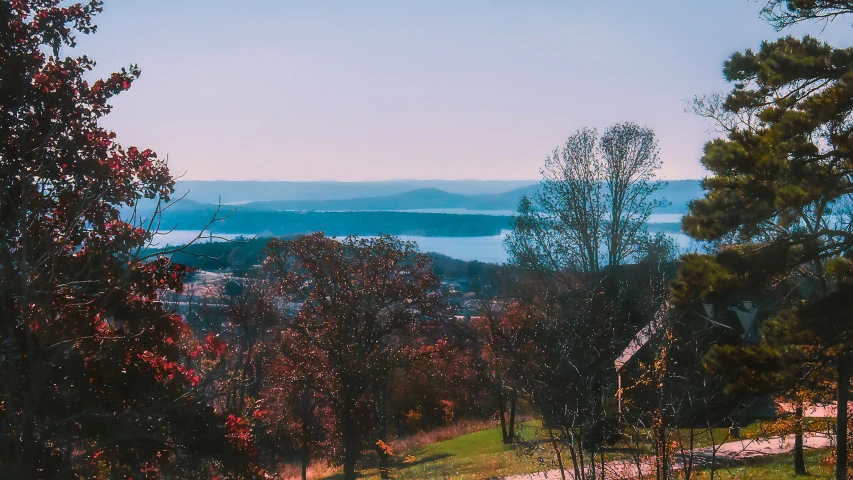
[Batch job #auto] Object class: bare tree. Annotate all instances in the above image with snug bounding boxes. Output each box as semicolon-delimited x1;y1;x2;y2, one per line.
502;123;670;479
505;123;666;279
600;123;665;267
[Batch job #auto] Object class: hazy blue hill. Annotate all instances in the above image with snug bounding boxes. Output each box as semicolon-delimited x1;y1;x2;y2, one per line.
160;210;513;237
174;180;540;204
239;185;541;211
167;180;700;214
240;188;465;211
135;180;701;240
156;198;210;211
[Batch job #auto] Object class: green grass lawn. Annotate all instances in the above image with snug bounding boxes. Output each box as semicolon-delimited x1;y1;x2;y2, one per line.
345;420;547;479
393;420;546;479
324;421;837;479
689;448;835;479
352;421;759;479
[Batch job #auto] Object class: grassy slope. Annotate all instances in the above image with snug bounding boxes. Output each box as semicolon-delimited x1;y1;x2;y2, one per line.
394;421;543;479
333;421;544;480
333;422;835;480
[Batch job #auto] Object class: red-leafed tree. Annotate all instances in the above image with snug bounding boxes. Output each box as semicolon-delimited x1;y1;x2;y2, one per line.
259;327;336;480
264;233;448;480
0;1;254;477
209;275;281;417
469;300;536;445
387;329;479;434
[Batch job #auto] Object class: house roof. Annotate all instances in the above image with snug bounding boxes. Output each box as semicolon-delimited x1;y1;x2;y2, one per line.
615;302;669;373
615;298;763;373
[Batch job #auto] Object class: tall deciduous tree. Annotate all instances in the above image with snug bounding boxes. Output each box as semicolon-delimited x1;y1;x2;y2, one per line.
683;32;853;479
0;1;253;477
506;123;666;279
469;299;532;445
264;233;447;480
503;125;670;478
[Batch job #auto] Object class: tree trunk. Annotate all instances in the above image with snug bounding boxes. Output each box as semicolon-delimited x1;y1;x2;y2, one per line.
340;395;360;480
302;418;311;480
656;402;667;480
655;358;668;480
578;428;587;480
342;448;358;479
508;392;517;443
301;450;309;480
837;357;849;480
342;423;359;480
548;428;568;480
794;402;806;475
590;449;596;479
657;421;667;480
685;427;695;480
499;393;508;444
374;385;390;479
19;387;39;480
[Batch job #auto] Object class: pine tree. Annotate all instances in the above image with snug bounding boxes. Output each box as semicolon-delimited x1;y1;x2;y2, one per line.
683;33;853;479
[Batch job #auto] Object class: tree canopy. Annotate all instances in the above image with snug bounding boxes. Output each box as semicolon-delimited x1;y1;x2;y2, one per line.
506;123;666;278
682;30;853;480
0;1;253;477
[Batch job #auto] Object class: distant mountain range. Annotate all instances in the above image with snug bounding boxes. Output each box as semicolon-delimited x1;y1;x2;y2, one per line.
230;187;538;212
128;180;705;239
173;180;542;204
167;180;702;215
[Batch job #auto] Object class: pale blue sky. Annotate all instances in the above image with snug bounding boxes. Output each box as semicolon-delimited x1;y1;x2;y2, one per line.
74;1;852;181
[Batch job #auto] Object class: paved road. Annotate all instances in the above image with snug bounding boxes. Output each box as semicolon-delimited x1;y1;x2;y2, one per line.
503;433;833;480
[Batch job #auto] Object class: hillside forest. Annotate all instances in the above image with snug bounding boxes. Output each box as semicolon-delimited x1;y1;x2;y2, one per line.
3;1;853;480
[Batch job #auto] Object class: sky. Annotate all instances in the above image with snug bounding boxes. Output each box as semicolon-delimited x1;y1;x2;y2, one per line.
72;1;852;181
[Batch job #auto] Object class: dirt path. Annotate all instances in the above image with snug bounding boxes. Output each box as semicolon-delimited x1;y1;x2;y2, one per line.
503;433;833;479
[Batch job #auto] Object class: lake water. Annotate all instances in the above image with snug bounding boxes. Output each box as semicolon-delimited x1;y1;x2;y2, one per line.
154;212;694;264
157;229;697;265
390;231;696;264
648;213;683;224
390;231;512;263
